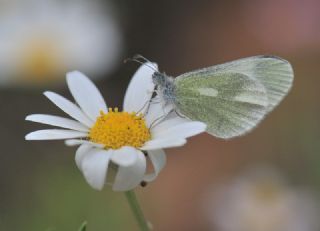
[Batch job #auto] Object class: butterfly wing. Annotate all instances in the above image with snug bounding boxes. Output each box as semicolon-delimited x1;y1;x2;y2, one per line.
174;71;269;138
176;56;294;112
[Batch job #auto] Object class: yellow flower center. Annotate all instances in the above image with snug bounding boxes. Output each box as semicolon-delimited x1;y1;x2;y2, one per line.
89;108;151;150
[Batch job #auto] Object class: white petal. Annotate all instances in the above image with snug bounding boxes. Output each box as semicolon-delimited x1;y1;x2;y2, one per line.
123;62;157;113
26;114;89;132
66;71;107;121
110;146;138;167
152;121;206;139
144;149;166;182
150;116;190;133
75;144;93;170
145;98;174;127
65;139;104;148
112;151;146;191
141;138;186;150
25;129;87;140
44;91;93;127
81;148;112;190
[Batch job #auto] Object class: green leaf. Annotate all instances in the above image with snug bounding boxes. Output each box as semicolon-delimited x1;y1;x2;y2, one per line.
78;221;87;231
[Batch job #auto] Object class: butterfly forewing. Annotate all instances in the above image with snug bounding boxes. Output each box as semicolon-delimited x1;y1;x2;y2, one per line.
177;56;293;112
174;72;269;138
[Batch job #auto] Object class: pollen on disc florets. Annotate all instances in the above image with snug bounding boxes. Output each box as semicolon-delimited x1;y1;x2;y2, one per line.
89;108;151;150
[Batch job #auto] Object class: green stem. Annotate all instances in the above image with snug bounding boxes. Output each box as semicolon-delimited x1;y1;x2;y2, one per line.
125;190;150;231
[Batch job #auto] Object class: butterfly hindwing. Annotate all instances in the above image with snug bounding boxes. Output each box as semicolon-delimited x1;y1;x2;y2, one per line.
174;71;269;138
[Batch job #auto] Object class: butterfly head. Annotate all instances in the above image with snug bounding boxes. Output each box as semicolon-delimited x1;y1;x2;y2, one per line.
152;71;165;85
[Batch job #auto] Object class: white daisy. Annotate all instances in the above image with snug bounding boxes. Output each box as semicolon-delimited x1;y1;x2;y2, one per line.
25;63;206;191
0;0;122;86
204;167;320;231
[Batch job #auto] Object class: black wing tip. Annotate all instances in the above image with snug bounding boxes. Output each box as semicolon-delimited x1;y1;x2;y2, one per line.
256;54;294;74
256;55;290;63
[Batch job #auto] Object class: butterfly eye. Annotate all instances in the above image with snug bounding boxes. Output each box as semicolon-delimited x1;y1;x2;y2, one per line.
152;72;164;84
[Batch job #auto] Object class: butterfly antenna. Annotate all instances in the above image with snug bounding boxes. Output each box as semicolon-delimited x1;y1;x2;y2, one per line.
124;54;158;72
124;57;144;65
132;54;152;63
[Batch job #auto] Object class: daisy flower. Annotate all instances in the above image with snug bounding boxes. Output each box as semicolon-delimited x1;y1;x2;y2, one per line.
25;63;206;191
204;167;320;231
0;0;122;86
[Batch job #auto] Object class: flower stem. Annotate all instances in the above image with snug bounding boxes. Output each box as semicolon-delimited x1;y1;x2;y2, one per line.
125;190;150;231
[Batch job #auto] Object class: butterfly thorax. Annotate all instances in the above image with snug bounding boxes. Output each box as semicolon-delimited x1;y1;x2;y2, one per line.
152;72;176;104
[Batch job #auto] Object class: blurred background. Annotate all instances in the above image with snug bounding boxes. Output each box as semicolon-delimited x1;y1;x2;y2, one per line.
1;0;320;230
